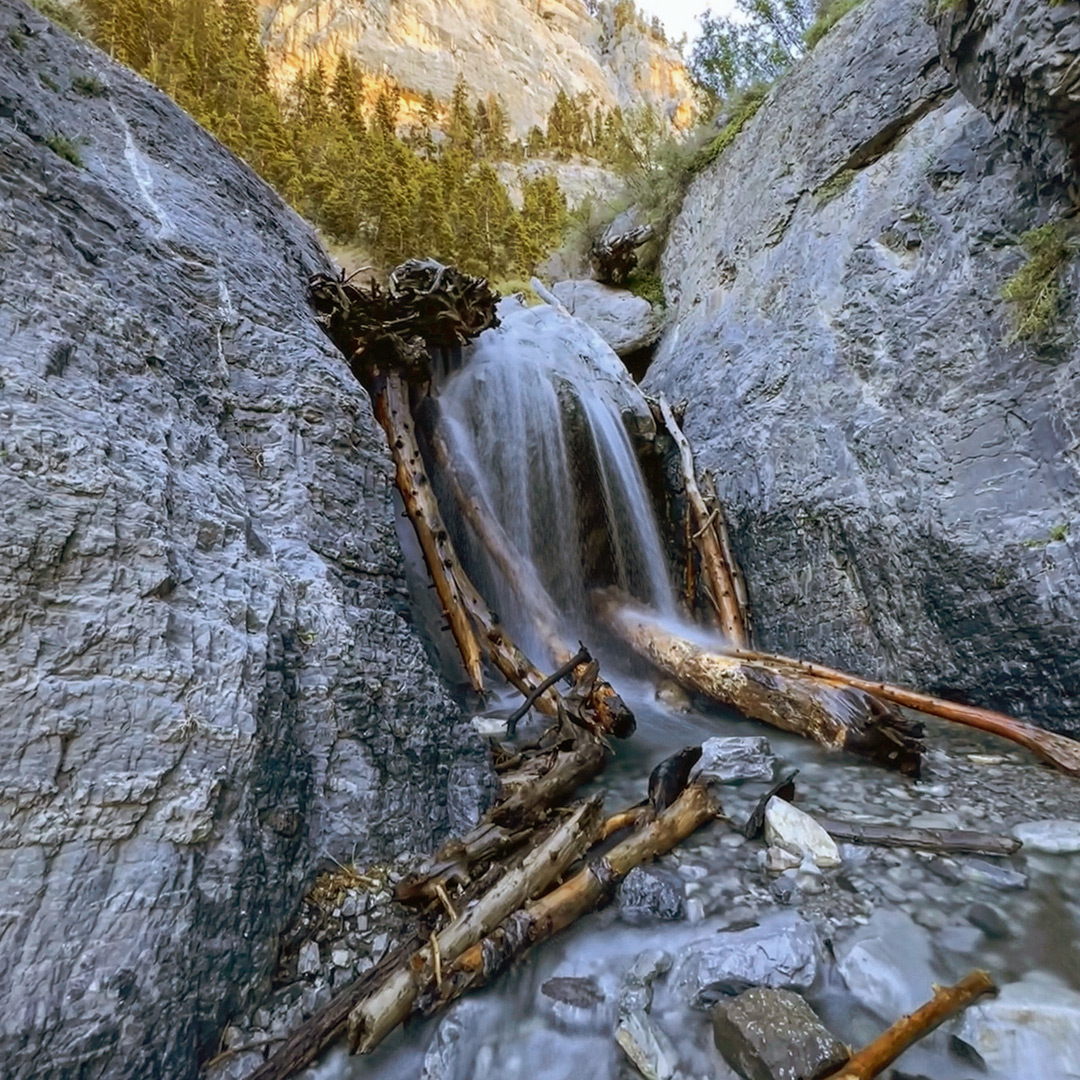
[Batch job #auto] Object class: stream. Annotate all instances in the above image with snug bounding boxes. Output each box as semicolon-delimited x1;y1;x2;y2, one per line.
308;299;1080;1080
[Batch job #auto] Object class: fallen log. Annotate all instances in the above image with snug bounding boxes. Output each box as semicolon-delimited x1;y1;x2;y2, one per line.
656;394;747;646
730;648;1080;778
374;372;484;692
815;817;1022;857
824;970;997;1080
396;739;609;907
348;794;606;1053
600;597;922;776
422;779;722;1014
590;224;654;286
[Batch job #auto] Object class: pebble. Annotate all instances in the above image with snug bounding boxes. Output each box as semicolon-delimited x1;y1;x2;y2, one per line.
958;859;1027;891
297;940;320;976
331;947;351;968
966;902;1010;940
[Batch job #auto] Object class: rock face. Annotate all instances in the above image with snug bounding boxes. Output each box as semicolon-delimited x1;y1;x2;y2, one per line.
934;0;1080;190
257;0;696;138
0;5;484;1078
649;0;1080;733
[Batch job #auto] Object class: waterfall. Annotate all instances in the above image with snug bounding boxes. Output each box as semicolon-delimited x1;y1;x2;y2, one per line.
435;299;673;660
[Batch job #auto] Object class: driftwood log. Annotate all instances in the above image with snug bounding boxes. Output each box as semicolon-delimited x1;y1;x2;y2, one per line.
729;647;1080;777
347;794;606;1052
600;596;923;775
421;779;722;1015
655;393;748;645
815;818;1021;857
590;224;654;286
824;970;997;1080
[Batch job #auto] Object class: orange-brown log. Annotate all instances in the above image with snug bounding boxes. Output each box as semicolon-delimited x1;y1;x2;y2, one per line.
427;781;721;1007
657;394;747;646
824;970;997;1080
374;373;484;692
732;648;1080;777
600;596;922;775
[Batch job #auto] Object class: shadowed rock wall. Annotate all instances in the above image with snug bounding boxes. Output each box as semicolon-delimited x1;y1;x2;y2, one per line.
0;3;487;1076
649;0;1080;732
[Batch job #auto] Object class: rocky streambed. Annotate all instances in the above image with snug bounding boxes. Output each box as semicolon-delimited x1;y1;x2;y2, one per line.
210;680;1080;1080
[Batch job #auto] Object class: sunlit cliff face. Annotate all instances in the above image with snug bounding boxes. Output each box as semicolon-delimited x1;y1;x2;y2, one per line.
256;0;696;137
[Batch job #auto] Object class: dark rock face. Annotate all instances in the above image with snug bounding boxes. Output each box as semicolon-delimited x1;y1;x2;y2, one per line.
0;4;485;1077
650;0;1080;732
934;0;1080;191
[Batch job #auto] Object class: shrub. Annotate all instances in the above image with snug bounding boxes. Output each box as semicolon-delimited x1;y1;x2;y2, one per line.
72;73;106;97
1001;223;1073;341
626;269;666;308
805;0;864;49
44;132;84;167
689;83;768;176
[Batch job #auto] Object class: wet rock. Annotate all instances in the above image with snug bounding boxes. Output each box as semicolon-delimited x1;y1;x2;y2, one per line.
1012;819;1080;854
672;913;822;1006
541;976;605;1010
764;799;841;869
619;950;673;1015
966;902;1010;940
764;847;802;873
297;941;320;976
615;1009;679;1080
952;972;1080;1080
551;280;662;357
958;858;1027;891
421;999;488;1080
835;910;936;1022
648;0;1080;735
0;7;487;1076
712;988;850;1080
618;866;686;924
691;737;776;785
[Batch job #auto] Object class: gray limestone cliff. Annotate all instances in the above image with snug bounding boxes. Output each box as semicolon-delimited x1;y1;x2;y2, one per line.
0;3;486;1077
649;0;1080;732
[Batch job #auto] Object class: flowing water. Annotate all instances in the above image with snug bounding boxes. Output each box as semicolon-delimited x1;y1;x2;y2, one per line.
310;301;1080;1080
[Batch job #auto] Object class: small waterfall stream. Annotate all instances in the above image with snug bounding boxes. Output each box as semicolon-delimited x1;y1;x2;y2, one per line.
311;300;1080;1080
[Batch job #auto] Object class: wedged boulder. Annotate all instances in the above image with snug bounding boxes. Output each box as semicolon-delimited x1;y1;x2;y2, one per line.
617;865;686;924
552;279;662;356
0;5;484;1077
650;0;1080;733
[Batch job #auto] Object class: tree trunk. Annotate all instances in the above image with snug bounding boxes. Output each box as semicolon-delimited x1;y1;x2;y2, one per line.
600;596;922;775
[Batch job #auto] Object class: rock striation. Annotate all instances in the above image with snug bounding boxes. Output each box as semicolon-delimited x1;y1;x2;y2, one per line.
256;0;696;138
650;0;1080;733
0;3;485;1077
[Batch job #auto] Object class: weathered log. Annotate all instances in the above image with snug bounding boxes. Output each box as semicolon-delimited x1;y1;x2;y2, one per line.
656;394;748;646
590;224;654;286
373;372;485;692
422;780;722;1013
815;818;1022;857
823;970;997;1080
397;739;609;907
347;794;606;1053
601;597;922;775
700;471;752;640
730;648;1080;777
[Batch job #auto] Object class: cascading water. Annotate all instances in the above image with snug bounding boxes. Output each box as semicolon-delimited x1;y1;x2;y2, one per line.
434;299;673;660
311;299;1080;1080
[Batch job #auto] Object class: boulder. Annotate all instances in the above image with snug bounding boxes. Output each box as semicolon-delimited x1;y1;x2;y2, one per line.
712;988;849;1080
618;866;686;924
952;972;1080;1080
764;798;841;869
691;736;776;785
672;913;822;1007
552;279;662;356
1012;819;1080;854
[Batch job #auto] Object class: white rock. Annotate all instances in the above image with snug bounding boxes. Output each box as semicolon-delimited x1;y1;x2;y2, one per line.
297;940;320;976
615;1009;679;1080
551;280;662;356
1011;819;1080;854
953;972;1080;1079
331;948;351;968
764;798;841;869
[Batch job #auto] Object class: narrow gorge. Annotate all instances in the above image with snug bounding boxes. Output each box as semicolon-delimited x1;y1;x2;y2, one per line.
2;1;1080;1079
